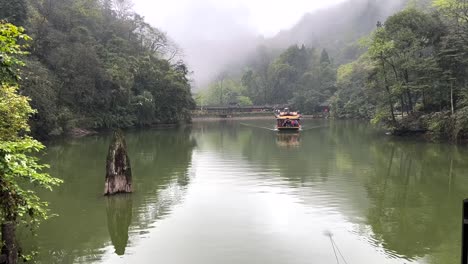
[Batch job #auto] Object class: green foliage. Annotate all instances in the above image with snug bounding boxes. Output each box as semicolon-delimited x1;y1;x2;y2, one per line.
204;3;468;140
199;78;251;106
0;84;34;140
0;22;30;83
0;22;62;232
217;45;336;114
453;106;468;139
10;0;195;138
332;56;376;119
201;44;337;114
237;96;253;106
0;138;62;223
0;0;27;25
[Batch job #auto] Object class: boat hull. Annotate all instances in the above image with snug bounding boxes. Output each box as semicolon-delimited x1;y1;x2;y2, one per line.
277;127;301;131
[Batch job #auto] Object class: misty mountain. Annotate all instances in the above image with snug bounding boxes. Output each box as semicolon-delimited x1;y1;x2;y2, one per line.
267;0;408;62
212;0;409;83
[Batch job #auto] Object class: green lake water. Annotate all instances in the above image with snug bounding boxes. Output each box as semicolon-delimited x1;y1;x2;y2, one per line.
24;119;468;264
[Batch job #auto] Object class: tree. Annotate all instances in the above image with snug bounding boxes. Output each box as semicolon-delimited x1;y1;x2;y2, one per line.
0;22;62;262
0;0;27;25
434;0;468;111
331;55;376;119
320;49;331;64
11;0;195;137
201;78;252;106
367;25;398;124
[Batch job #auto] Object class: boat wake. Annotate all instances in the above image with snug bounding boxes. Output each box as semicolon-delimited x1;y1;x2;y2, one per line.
239;123;277;131
240;123;328;132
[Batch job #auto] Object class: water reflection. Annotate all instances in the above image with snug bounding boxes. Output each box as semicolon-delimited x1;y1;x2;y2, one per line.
24;127;196;263
22;120;468;264
327;121;468;263
276;133;300;148
363;141;468;264
191;120;468;264
106;194;132;256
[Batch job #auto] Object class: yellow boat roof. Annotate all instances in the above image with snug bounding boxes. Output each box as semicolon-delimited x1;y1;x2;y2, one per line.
276;115;301;120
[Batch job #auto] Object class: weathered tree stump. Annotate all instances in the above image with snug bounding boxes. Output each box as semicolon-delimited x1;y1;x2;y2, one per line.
1;222;17;264
104;130;132;195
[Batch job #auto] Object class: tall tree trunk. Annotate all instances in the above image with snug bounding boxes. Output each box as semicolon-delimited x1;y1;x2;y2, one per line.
105;130;132;195
422;88;426;111
400;96;405;118
219;80;223;105
1;222;17;264
381;57;396;123
404;70;413;112
450;81;454;115
406;89;413;113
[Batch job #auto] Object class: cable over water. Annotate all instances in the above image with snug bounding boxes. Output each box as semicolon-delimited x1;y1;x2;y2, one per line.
239;122;278;131
300;125;329;131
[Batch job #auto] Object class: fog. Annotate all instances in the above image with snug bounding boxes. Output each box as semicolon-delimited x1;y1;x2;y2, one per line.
133;0;347;88
133;0;407;89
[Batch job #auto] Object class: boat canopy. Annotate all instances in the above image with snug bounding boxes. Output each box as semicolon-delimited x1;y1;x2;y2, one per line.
276;114;301;120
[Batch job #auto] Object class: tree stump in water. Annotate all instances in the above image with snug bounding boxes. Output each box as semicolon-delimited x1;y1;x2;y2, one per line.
1;222;17;264
105;130;132;195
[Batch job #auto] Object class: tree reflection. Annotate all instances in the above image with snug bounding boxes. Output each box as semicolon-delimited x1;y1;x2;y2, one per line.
364;141;468;263
324;121;468;263
195;120;468;263
23;127;196;263
106;194;133;256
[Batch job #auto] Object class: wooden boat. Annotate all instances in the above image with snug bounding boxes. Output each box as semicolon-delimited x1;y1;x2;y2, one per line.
275;109;301;131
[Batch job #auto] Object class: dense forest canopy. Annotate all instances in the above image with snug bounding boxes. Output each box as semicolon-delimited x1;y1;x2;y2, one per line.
198;0;468;140
0;0;195;139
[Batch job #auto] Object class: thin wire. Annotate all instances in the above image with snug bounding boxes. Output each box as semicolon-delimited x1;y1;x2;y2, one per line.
300;125;329;131
331;236;349;264
239;123;277;131
329;235;340;264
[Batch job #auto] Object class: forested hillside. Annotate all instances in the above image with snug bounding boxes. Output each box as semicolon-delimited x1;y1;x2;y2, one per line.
198;0;468;141
270;0;408;64
0;0;195;138
197;0;409;108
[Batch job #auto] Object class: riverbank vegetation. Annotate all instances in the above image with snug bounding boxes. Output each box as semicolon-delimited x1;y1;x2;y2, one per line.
1;0;195;139
0;21;62;262
199;0;468;141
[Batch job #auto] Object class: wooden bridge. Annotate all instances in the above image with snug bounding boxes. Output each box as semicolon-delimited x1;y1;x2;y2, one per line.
194;105;287;117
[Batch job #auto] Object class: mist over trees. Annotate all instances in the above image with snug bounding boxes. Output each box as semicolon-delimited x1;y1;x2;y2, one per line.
1;0;195;139
334;1;468;140
192;0;411;91
197;0;409;108
199;0;468;141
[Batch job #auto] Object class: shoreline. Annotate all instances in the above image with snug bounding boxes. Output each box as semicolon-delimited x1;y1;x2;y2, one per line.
191;114;328;121
45;116;468;145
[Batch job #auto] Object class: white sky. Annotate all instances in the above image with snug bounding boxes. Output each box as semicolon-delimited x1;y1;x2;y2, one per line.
133;0;345;37
131;0;346;87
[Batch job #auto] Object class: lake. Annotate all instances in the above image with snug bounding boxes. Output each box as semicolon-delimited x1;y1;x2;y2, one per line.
23;119;468;264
